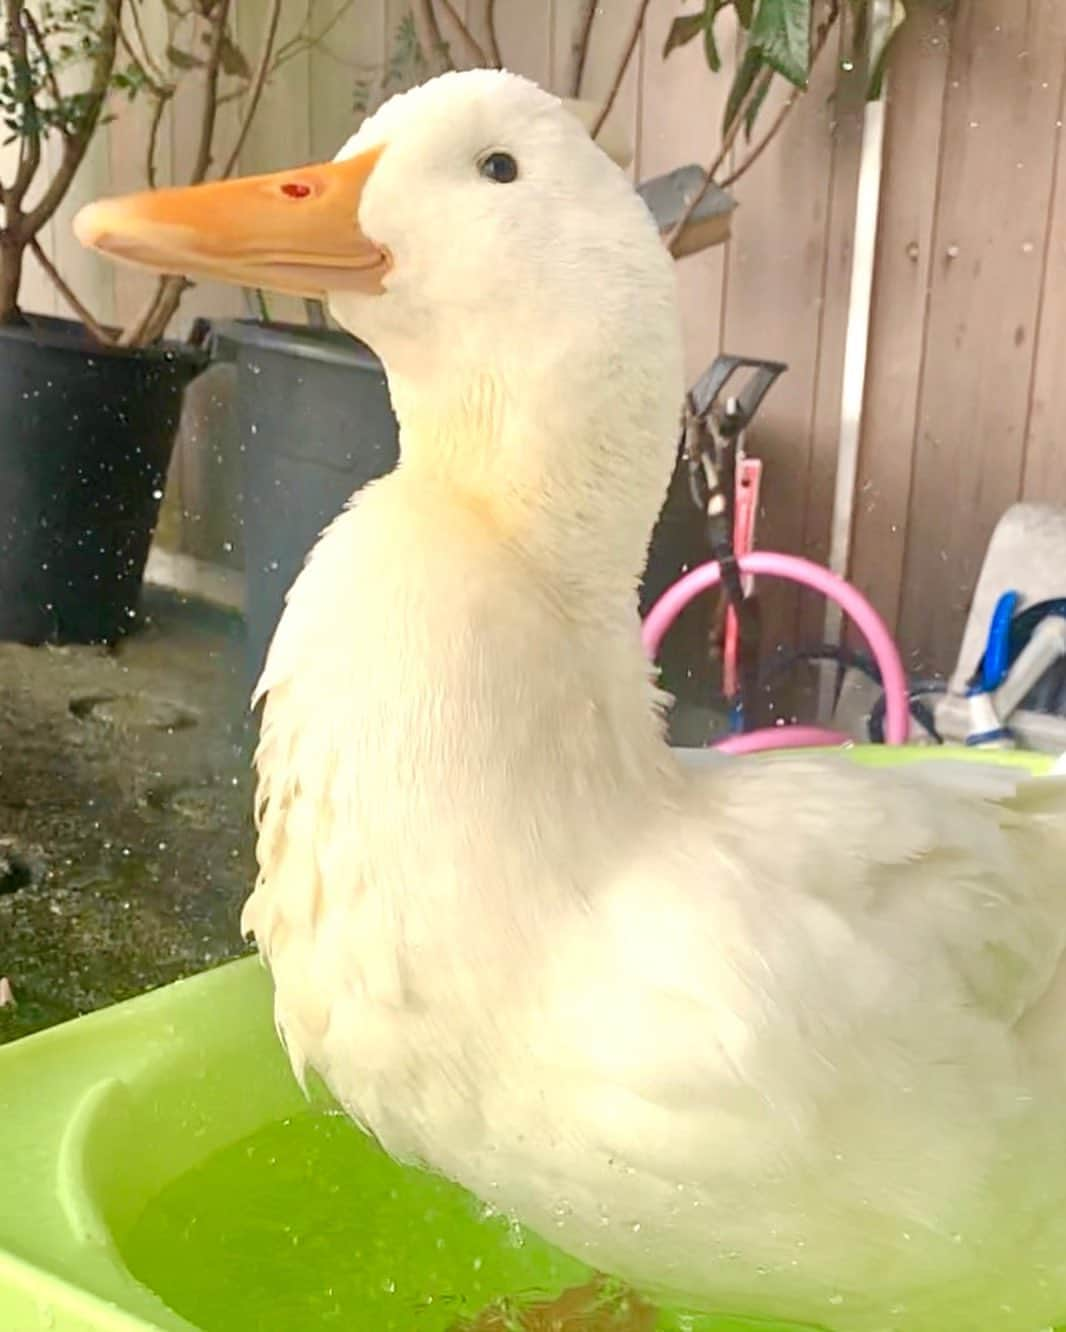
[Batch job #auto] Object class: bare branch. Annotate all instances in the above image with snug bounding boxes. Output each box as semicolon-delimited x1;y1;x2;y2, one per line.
115;23;169;98
187;0;232;185
144;87;169;189
719;85;802;188
119;272;188;347
116;23;151;84
665;67;770;255
591;0;651;138
568;0;598;97
221;0;283;178
21;0;123;240
272;0;359;69
412;0;453;74
29;237;115;344
121;0;233;345
126;0;170;88
485;0;502;67
436;0;488;66
3;0;43;210
666;0;842;256
12;119;42;219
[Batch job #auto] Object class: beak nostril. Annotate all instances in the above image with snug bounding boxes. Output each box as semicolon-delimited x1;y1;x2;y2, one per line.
280;181;313;199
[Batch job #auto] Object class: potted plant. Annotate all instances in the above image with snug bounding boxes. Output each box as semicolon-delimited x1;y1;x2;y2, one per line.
0;0;294;645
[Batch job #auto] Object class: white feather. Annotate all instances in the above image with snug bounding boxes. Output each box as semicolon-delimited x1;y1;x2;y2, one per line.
245;71;1066;1332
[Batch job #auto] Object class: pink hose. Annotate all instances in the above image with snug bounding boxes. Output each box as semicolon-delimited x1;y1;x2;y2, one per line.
642;552;910;753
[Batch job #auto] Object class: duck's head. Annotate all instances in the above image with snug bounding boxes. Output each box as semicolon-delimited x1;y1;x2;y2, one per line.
76;70;684;600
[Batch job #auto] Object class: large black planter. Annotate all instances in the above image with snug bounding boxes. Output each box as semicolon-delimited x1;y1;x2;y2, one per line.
222;319;711;703
0;315;207;645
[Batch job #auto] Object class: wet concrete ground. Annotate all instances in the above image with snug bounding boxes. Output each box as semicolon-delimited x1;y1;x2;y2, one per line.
0;587;257;1045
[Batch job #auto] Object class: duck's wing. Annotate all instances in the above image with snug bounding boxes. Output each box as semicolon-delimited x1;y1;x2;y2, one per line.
543;757;1066;1187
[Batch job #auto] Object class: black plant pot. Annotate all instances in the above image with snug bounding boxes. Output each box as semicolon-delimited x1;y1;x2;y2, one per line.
0;315;208;645
214;320;399;686
220;319;711;703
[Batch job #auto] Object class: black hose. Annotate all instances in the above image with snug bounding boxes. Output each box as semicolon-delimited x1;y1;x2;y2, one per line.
756;644;945;745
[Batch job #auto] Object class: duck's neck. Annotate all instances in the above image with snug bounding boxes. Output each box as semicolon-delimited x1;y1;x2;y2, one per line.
384;358;678;622
262;351;685;913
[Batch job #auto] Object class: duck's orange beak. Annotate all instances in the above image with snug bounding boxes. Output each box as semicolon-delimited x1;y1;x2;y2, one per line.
73;146;388;298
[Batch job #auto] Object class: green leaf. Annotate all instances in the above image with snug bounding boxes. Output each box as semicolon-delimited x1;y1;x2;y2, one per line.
733;0;755;25
662;11;707;59
749;0;810;88
743;67;773;137
219;31;251;79
703;12;722;71
165;43;204;70
867;0;907;99
722;44;764;135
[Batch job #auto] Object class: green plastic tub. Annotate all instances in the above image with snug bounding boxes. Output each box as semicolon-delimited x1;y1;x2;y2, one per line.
0;745;1052;1332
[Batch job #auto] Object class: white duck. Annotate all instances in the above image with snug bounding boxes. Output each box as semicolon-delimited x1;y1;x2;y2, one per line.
76;70;1066;1332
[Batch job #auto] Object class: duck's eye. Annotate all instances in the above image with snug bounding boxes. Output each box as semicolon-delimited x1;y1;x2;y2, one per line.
479;151;519;184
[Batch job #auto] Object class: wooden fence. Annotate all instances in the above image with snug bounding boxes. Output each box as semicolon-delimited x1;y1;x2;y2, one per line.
5;0;1065;675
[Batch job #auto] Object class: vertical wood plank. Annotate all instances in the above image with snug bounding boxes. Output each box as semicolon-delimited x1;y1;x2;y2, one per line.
236;0;313;172
235;0;313;324
897;0;1066;674
552;0;641;173
107;2;174;330
550;0;592;93
492;0;552;84
433;0;483;68
846;3;952;648
463;0;490;66
463;0;496;67
640;0;734;383
379;0;440;97
638;3;736;713
1022;61;1066;505
718;38;842;667
309;0;386;158
796;23;867;650
48;113;116;326
167;10;244;332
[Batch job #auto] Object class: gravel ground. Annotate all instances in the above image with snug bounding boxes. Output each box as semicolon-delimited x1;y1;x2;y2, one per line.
0;587;258;1045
